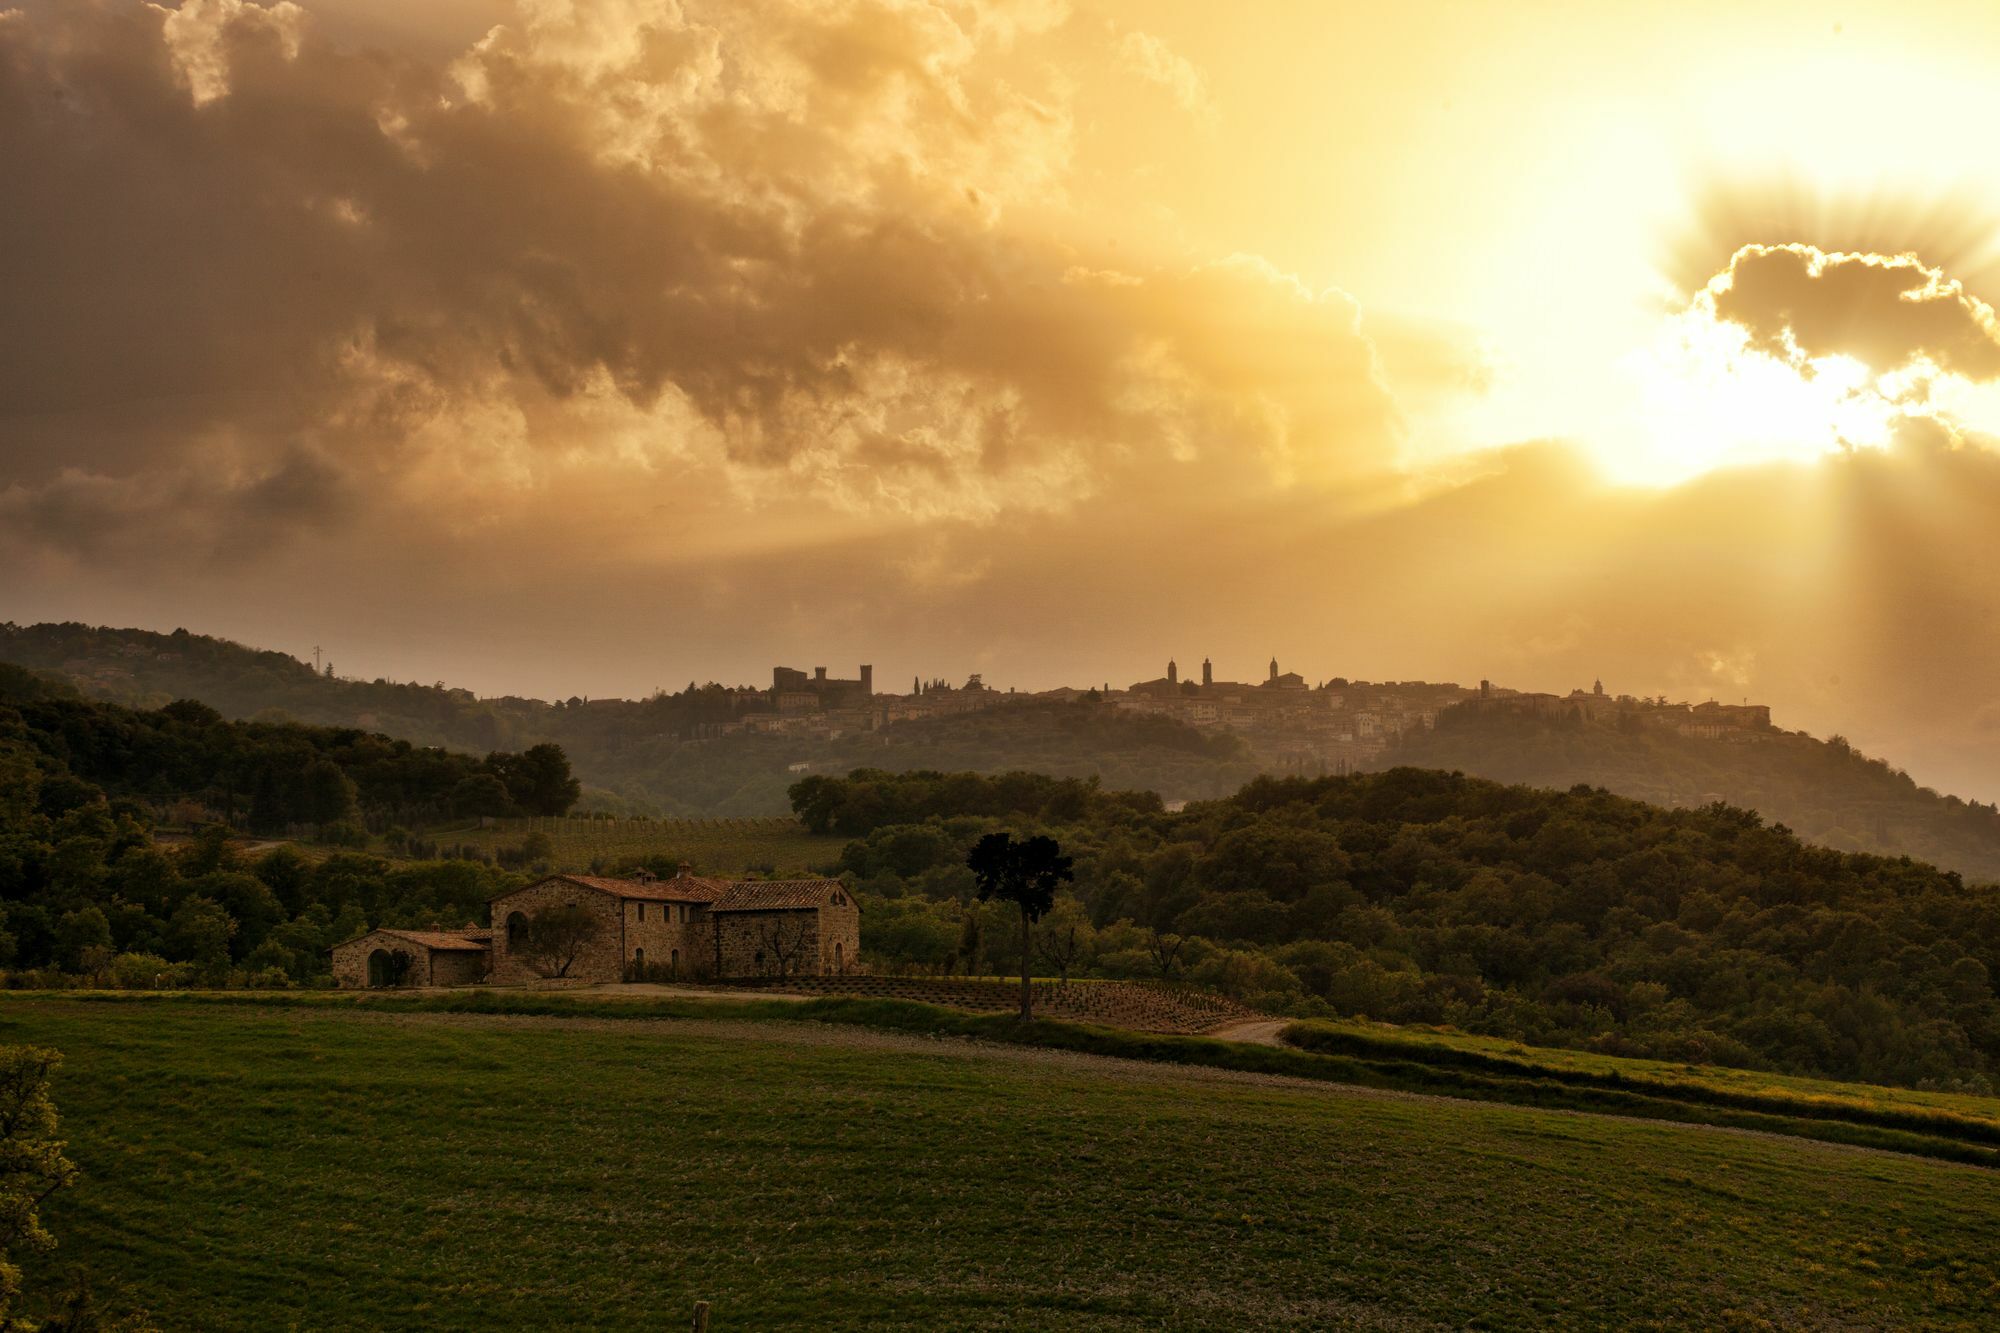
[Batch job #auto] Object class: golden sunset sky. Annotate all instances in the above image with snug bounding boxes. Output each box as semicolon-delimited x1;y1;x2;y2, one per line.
7;1;2000;798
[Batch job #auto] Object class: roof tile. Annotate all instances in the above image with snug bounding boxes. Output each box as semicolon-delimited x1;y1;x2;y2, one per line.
710;879;848;912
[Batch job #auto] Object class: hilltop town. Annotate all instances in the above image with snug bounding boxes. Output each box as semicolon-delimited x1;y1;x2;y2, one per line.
720;658;1776;775
6;620;1777;779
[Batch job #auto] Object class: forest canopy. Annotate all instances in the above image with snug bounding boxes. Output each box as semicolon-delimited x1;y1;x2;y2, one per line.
798;767;2000;1092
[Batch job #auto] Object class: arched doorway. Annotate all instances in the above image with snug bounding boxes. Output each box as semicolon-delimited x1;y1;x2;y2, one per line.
670;948;679;978
506;912;528;952
367;949;393;987
834;941;843;974
633;946;645;976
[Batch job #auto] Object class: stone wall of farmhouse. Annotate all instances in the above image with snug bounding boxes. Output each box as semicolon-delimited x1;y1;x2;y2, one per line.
490;880;626;984
332;933;491;987
817;899;861;975
710;909;821;978
332;932;391;988
331;931;435;988
623;898;701;979
430;949;489;986
478;881;862;983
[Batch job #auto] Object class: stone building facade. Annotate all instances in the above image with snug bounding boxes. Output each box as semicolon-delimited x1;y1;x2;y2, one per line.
330;928;492;988
333;869;860;987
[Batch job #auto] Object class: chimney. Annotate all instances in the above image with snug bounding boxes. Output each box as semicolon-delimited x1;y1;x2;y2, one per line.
676;861;692;878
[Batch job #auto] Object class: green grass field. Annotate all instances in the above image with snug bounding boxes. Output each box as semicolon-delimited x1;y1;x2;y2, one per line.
1282;1017;2000;1138
11;996;2000;1330
414;815;843;874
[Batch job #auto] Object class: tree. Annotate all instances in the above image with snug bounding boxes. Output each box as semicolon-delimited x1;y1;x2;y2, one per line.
1033;896;1093;984
520;903;600;978
53;907;111;975
953;910;983;977
967;832;1074;1020
0;1047;81;1327
451;773;513;819
165;896;236;973
380;949;414;987
757;916;812;978
1146;927;1187;980
300;758;360;829
491;745;581;817
521;831;555;868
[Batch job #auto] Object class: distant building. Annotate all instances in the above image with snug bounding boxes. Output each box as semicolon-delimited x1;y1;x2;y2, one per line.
771;663;873;710
1262;657;1307;690
332;869;861;987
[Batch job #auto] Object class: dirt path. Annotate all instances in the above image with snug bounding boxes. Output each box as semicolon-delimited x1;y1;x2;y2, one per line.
1209;1018;1288;1046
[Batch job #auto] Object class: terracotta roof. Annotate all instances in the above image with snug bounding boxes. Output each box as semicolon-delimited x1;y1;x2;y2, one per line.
354;928;492;952
491;874;853;912
710;879;849;912
490;874;729;904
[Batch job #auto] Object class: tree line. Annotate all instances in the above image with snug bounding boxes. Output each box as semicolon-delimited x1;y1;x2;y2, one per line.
797;767;2000;1092
0;669;580;985
3;664;579;832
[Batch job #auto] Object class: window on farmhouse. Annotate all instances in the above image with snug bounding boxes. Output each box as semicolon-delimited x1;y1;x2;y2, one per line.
637;903;646;922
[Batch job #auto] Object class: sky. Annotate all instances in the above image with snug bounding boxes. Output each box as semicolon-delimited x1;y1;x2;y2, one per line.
7;0;2000;800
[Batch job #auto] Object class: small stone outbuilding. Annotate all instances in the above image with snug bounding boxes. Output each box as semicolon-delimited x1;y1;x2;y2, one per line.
330;927;492;988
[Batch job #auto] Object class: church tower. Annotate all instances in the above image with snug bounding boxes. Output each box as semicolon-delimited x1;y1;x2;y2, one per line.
1269;656;1279;683
1168;659;1178;686
1201;658;1213;688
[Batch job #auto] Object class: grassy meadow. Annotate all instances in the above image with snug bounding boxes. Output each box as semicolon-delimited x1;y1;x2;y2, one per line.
11;995;2000;1330
1281;1018;2000;1139
416;815;841;874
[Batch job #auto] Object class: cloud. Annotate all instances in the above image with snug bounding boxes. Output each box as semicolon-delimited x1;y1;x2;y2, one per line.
156;0;305;104
1115;30;1213;124
0;445;354;565
0;0;1413;570
1706;243;2000;381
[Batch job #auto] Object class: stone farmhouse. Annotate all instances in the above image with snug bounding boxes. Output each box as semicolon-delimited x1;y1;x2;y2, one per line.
331;867;860;988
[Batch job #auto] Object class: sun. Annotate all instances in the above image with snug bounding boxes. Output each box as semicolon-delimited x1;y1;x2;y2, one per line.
1597;240;2000;487
1616;295;1902;487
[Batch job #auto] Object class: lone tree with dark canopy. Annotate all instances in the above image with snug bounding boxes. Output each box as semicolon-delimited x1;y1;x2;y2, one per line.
520;903;601;979
967;832;1074;1020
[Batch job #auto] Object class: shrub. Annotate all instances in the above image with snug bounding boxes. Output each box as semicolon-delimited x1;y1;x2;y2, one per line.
108;953;192;990
318;821;370;849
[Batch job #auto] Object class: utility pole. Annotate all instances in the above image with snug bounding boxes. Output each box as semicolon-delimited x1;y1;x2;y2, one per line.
313;644;322;673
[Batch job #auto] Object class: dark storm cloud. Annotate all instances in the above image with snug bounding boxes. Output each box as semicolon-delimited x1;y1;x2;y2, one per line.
0;0;1418;564
0;443;355;563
